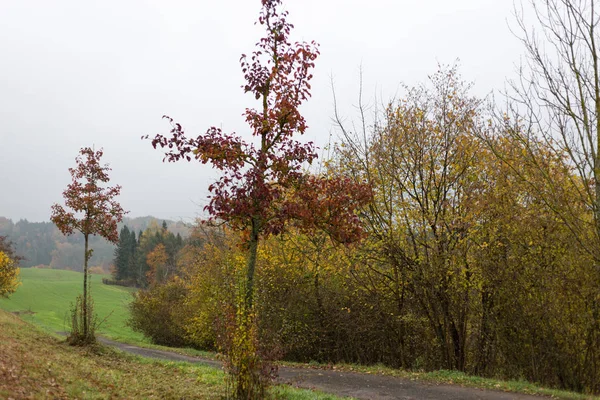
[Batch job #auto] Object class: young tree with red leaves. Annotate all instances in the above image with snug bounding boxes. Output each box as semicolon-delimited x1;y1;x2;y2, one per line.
146;0;370;311
51;147;126;343
146;1;369;395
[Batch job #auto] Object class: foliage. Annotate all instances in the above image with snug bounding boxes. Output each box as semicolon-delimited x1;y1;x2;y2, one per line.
0;251;20;298
508;0;600;256
173;227;235;352
127;225;235;349
113;221;185;288
330;64;600;392
145;243;168;285
125;225;196;348
102;277;137;287
128;277;190;347
0;218;115;269
130;181;600;393
50;148;125;243
88;265;106;274
113;225;137;281
335;65;485;370
50;147;126;344
496;0;600;391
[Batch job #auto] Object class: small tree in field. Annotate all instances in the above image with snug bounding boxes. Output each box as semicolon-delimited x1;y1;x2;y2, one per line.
51;147;126;344
146;0;370;397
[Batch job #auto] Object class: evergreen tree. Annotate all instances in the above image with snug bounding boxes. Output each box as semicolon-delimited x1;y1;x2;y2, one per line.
112;226;139;282
113;226;131;280
127;230;137;280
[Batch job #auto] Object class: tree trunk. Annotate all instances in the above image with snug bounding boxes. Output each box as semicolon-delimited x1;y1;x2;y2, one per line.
245;218;260;310
83;233;89;339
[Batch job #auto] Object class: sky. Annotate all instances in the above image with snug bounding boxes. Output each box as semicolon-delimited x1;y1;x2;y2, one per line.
0;0;528;223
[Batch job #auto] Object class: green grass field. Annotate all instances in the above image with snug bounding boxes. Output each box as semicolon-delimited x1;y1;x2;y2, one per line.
0;268;147;343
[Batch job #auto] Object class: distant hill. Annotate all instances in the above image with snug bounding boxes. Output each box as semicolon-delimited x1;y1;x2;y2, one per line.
0;216;191;270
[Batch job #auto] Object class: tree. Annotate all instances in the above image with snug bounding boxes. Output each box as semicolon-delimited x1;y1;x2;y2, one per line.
113;226;137;282
146;243;169;285
498;1;600;388
510;0;599;226
471;135;595;389
127;230;137;277
134;226;162;287
505;0;599;256
335;66;486;370
50;147;126;343
114;226;130;280
145;0;370;396
146;0;368;311
0;251;20;298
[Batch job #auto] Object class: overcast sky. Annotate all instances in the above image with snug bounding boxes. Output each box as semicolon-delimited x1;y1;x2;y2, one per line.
0;0;527;223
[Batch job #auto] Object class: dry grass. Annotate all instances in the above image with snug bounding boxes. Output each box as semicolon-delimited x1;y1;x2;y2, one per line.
0;309;351;399
0;309;223;399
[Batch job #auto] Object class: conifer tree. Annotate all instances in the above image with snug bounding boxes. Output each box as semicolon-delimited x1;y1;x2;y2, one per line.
113;226;131;280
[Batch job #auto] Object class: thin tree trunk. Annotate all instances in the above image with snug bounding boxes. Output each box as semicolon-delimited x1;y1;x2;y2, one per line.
83;233;89;338
245;218;260;310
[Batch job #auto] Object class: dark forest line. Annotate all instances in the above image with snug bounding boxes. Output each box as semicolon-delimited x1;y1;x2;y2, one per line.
0;216;190;271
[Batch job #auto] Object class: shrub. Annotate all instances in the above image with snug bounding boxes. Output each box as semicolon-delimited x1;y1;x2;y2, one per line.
128;278;189;347
102;278;137;287
67;294;97;345
0;251;20;298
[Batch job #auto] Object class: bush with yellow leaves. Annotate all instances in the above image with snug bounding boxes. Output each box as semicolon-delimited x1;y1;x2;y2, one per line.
0;251;20;298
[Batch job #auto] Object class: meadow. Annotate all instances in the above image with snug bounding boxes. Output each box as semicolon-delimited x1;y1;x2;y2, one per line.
0;268;146;343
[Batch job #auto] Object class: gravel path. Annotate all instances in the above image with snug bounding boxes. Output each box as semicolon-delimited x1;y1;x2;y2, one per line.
98;337;547;400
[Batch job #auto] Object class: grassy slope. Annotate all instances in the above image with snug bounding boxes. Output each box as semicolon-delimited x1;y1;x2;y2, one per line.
0;309;223;399
0;268;146;343
0;310;347;399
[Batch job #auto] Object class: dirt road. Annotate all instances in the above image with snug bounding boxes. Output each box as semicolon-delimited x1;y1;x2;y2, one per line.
98;337;546;400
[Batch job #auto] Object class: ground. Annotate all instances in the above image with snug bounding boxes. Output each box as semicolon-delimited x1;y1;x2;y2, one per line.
98;336;552;400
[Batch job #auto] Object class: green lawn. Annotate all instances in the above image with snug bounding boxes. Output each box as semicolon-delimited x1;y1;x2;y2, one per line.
0;268;147;343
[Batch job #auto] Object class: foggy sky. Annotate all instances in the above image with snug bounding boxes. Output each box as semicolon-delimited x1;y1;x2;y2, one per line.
0;0;526;223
